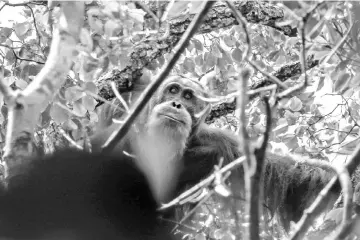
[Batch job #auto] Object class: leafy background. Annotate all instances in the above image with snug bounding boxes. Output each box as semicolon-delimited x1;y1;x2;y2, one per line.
1;1;360;239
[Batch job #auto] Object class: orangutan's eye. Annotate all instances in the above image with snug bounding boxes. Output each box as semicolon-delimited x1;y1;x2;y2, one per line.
183;91;193;100
169;85;179;94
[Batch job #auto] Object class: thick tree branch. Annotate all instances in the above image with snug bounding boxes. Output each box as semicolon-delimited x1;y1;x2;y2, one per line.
96;1;295;102
2;2;84;180
204;56;319;123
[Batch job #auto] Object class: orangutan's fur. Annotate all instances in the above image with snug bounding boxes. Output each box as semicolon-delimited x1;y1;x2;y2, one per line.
262;153;339;231
91;75;341;232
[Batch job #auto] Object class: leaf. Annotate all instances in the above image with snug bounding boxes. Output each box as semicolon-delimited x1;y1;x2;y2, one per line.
84;82;98;94
0;111;4;126
3;68;10;77
14;22;30;39
267;49;280;61
50;103;70;124
128;8;146;23
88;15;104;34
20;64;30;82
284;110;297;125
82;95;97;111
249;112;261;125
183;58;195;73
140;69;152;84
89;111;98;123
0;28;12;43
231;48;242;62
189;2;203;14
255;60;265;69
211;44;222;58
308;19;325;40
317;76;325;91
104;20;118;37
343;137;360;153
275;53;286;65
15;78;28;90
119;54;130;70
38;104;52;128
286;135;299;150
192;39;203;51
194;233;206;240
194;54;203;66
63;119;78;131
167;1;189;19
342;87;352;96
205;52;216;68
324;208;343;225
28;64;42;76
223;35;236;47
350;72;360;86
79;28;93;51
146;60;158;71
288;96;303;112
70;118;83;130
217;58;227;70
65;86;85;102
5;50;16;65
325;21;340;44
273;118;288;135
73;98;87;117
221;50;232;64
334;72;350;92
4;76;15;86
309;44;331;60
80;60;99;82
158;55;165;66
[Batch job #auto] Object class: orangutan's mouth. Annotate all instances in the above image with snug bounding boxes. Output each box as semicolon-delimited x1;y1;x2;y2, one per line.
160;114;184;124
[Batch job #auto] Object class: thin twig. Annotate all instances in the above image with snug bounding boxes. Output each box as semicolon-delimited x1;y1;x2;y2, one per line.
160;156;246;210
247;61;287;89
134;1;159;23
237;69;254;174
277;1;325;99
0;44;45;65
258;97;272;154
26;4;41;46
101;1;215;152
225;1;287;89
225;1;250;58
247;84;277;97
160;0;175;22
171;190;215;233
58;128;83;150
238;68;260;240
320;22;354;66
110;81;129;112
85;90;125;113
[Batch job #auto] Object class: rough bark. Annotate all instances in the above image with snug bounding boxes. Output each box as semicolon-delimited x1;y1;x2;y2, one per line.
2;2;84;179
204;56;319;123
96;1;296;101
249;55;319;91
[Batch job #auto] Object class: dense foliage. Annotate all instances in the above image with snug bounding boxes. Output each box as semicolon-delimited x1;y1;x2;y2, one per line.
1;1;360;239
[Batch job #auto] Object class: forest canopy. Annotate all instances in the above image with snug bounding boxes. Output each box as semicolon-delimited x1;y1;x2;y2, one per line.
1;1;360;240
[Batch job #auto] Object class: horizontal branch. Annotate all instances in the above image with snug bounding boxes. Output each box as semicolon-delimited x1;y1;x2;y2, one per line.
96;1;296;101
204;56;319;123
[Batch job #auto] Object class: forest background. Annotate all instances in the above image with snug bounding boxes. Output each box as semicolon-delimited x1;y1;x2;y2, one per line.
1;1;360;239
